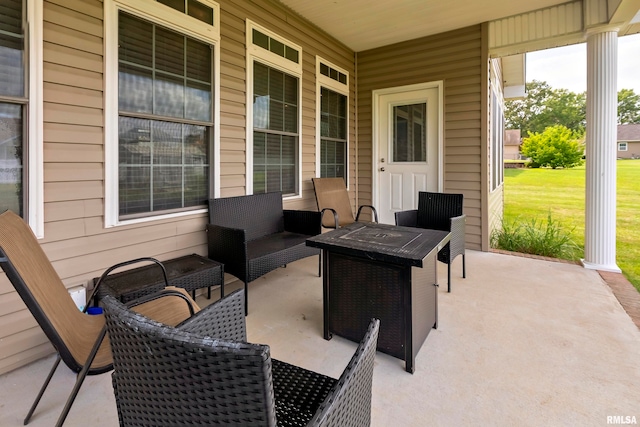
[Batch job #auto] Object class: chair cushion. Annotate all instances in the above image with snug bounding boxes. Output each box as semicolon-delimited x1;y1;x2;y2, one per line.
247;232;312;259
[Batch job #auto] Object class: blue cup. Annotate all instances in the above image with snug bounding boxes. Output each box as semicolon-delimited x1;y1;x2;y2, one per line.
87;306;103;315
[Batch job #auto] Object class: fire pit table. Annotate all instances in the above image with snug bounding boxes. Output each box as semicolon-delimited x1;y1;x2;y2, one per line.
306;222;450;373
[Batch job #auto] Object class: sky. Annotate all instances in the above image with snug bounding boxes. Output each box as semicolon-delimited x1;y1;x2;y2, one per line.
526;33;640;93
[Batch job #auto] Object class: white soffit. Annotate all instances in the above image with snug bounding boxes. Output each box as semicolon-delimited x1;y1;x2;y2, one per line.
278;0;571;51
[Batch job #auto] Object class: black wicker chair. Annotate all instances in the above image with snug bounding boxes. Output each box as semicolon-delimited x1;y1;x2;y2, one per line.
103;289;380;426
206;192;322;314
395;191;466;292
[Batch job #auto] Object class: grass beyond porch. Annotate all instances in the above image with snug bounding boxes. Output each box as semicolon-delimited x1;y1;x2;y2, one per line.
503;159;640;292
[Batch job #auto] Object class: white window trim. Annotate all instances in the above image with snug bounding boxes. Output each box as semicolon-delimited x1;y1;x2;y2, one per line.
618;142;628;151
104;0;221;227
27;0;44;238
315;56;349;187
245;20;303;198
489;61;505;193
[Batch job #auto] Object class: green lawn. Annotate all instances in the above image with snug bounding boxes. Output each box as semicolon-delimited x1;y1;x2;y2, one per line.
503;159;640;292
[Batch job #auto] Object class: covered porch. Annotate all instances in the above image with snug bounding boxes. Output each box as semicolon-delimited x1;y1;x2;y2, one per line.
1;252;638;426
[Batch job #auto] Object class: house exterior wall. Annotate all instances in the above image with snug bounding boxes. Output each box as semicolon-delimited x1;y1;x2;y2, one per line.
617;141;640;158
0;0;355;375
356;25;486;250
504;145;521;160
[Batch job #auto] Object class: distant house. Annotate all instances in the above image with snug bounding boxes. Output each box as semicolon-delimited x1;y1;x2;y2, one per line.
504;129;522;160
617;124;640;159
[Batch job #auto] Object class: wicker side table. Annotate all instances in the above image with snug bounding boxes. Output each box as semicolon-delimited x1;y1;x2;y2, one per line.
95;254;224;304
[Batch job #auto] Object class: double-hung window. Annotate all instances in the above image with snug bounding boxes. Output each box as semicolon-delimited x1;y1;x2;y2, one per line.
316;58;348;183
0;0;42;235
106;0;219;224
247;20;302;196
0;0;26;217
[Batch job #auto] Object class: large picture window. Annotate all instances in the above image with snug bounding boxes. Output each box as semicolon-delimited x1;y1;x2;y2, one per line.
114;5;215;219
0;0;25;217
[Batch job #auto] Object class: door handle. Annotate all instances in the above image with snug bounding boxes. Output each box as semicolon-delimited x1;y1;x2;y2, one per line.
380;167;385;172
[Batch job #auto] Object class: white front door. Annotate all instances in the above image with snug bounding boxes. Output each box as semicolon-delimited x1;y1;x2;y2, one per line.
374;83;442;224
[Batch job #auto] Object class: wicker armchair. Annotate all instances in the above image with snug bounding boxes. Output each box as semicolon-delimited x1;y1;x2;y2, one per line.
206;192;322;314
395;191;466;292
103;289;380;426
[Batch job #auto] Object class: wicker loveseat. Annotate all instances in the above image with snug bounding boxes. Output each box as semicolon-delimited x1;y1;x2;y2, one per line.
206;192;322;314
103;289;380;426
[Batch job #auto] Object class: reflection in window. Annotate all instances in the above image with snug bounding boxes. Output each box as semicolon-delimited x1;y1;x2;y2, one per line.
393;103;426;162
0;104;23;215
320;87;347;180
118;11;213;218
253;62;298;195
0;0;25;216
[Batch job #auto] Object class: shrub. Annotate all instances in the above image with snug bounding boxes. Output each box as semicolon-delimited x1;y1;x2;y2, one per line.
491;213;581;260
521;125;585;169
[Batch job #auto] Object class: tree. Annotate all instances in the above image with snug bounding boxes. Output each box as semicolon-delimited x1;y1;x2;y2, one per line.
618;88;640;124
521;125;584;169
505;81;586;136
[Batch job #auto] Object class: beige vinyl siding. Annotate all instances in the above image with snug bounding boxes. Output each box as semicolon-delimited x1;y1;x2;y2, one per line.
356;25;485;250
217;0;355;210
0;0;356;375
0;0;203;375
617;141;640;158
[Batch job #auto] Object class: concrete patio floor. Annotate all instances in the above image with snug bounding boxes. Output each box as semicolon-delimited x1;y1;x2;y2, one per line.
1;250;639;426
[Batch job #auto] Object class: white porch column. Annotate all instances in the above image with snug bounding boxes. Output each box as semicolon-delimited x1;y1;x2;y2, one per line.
583;30;621;272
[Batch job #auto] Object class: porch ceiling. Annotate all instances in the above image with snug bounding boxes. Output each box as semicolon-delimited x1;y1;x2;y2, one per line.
277;0;570;51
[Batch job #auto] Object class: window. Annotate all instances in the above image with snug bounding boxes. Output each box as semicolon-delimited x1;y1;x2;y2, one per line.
247;21;302;196
106;0;219;224
393;103;426;162
316;58;348;182
0;0;26;217
490;89;504;191
618;142;628;151
0;0;42;236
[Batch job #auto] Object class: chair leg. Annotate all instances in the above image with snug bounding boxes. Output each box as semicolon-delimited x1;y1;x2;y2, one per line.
462;254;466;278
54;326;108;427
244;281;249;316
24;354;62;425
318;253;321;277
447;263;452;293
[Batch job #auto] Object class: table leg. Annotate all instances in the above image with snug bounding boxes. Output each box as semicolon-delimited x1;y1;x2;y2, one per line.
322;249;332;340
